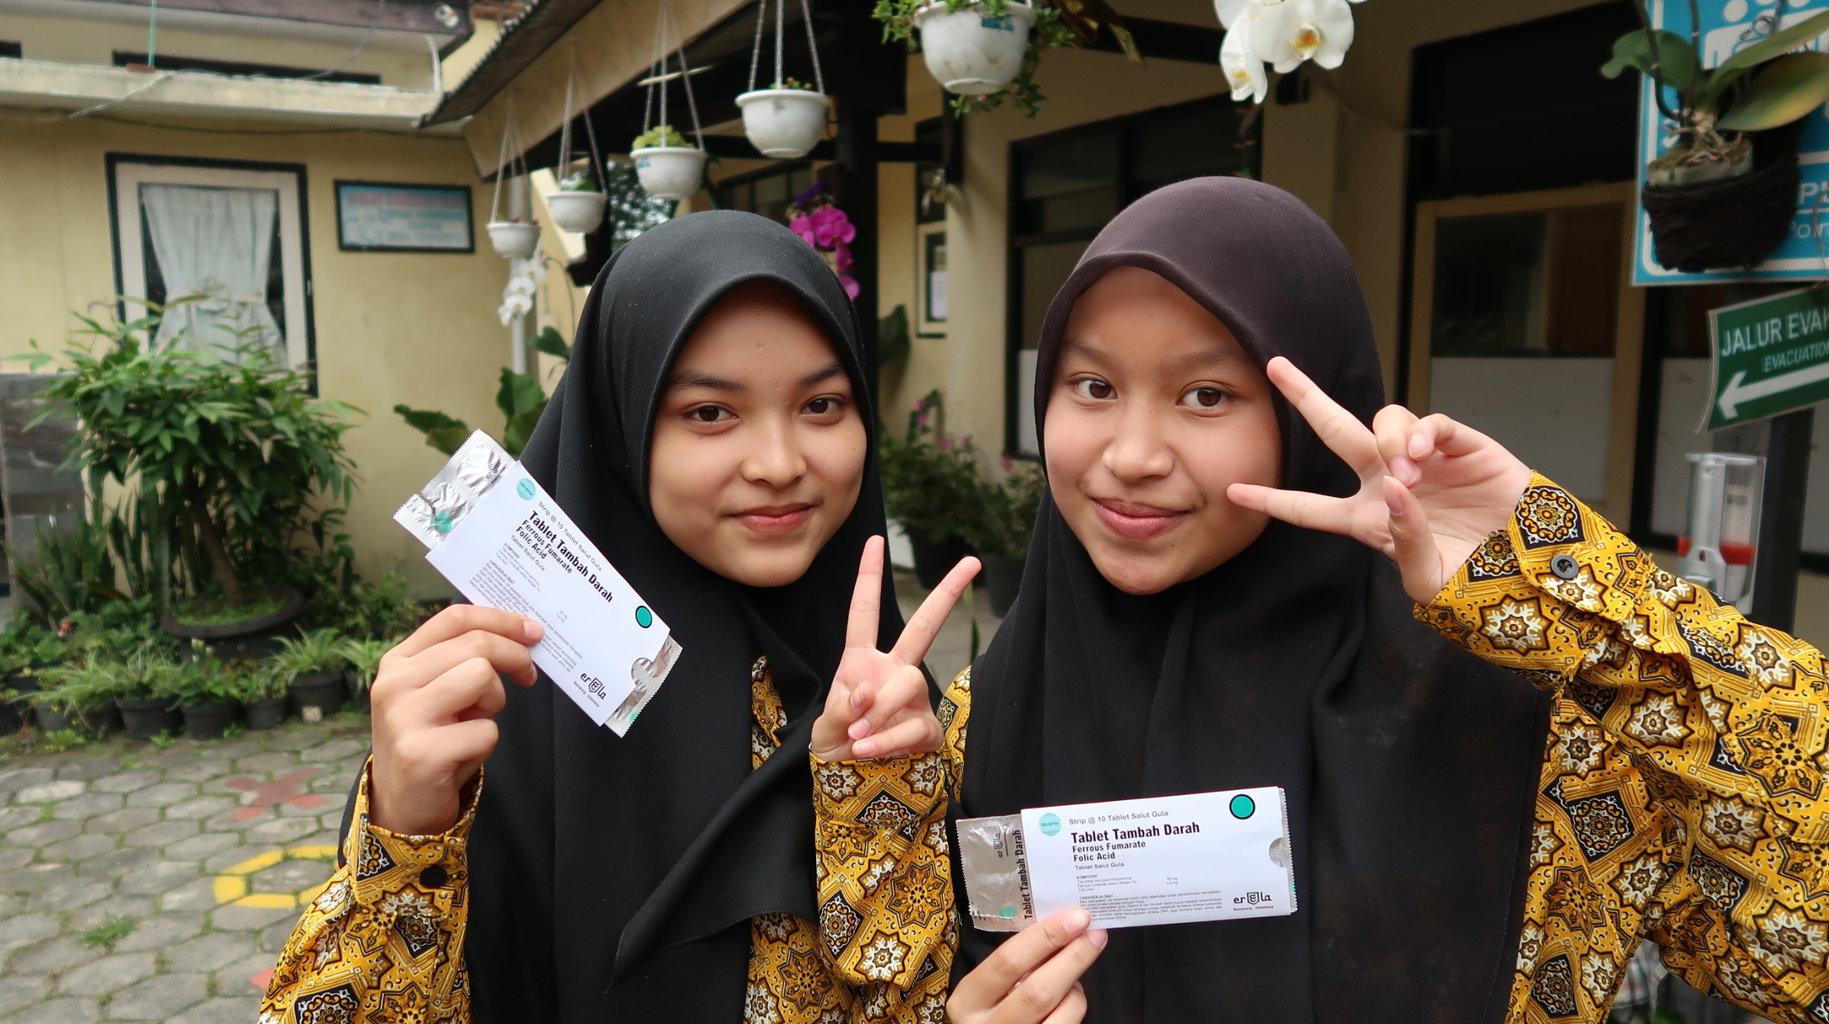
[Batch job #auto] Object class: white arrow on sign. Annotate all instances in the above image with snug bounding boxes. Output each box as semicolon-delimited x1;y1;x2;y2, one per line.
1717;361;1829;420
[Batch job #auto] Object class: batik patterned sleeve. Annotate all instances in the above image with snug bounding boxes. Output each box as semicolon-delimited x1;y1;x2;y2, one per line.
261;759;474;1024
809;667;972;1020
1418;473;1829;1020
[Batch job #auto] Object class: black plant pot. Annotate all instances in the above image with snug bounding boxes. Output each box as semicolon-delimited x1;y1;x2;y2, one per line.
244;696;291;731
30;700;115;735
983;553;1025;618
31;702;76;734
116;698;181;741
907;530;977;591
161;586;307;661
180;701;240;740
1642;130;1801;273
289;671;346;722
0;699;22;737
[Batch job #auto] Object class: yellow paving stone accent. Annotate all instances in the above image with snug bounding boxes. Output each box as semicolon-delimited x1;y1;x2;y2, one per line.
214;845;338;909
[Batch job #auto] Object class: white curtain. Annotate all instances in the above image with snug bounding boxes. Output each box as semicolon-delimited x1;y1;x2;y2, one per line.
140;184;283;360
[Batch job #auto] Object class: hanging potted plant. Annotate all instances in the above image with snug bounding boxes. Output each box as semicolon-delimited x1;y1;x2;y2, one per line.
631;125;708;202
486;213;541;260
486;110;543;259
872;0;1134;116
738;78;831;159
546;167;608;233
1602;4;1829;272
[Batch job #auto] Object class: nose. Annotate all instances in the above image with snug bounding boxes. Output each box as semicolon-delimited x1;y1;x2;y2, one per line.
1102;403;1174;483
741;414;808;487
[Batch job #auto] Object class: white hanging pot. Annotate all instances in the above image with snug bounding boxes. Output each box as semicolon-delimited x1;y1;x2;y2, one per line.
632;146;708;201
735;89;830;159
486;221;541;259
912;1;1035;95
544;190;608;233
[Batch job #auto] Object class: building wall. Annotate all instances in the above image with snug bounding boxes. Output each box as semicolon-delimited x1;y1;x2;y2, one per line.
0;117;511;596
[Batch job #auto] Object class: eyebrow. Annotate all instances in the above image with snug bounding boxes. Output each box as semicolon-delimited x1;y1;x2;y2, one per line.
1062;338;1258;374
667;360;848;393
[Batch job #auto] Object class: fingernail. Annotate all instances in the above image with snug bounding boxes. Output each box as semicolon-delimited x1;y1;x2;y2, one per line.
848;718;873;740
853;739;875;758
523;620;544;642
1089;929;1109;949
1065;908;1090;934
1384;479;1404;517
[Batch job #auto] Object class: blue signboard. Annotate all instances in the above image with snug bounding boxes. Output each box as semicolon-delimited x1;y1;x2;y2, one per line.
1633;0;1829;285
335;181;475;253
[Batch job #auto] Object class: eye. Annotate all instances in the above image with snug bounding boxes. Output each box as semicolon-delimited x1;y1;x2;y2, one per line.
1180;386;1229;411
1068;376;1114;401
685;405;734;424
803;395;848;419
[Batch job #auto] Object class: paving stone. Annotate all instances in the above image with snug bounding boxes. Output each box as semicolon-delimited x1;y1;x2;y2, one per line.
41;834;115;864
157;878;220;914
56;952;158;998
307;770;355;795
0;912;58;954
115;860;204;897
228;753;300;777
24;877;113;913
101;973;208;1020
122;820;199;848
243;818;316;846
165;995;261;1024
249;857;332;896
210;902;298;932
297;739;365;765
163;832;241;862
258;917;299;954
89;771;161;796
75;847;157;879
202;845;261;875
208;739;263;760
54;760;120;783
258;732;321;753
126;746;198;768
0;848;31;872
165;797;237;822
3;934;101;976
220;951;279;992
16;780;85;804
0;976;51;1016
65;897;156;931
1;996;102;1024
0;766;56;796
3;820;79;849
124;783;195;809
0;863;68;896
0;805;44;830
48;793;124;821
0;892;20;916
82;808;160;837
111;910;205;953
166;932;253;975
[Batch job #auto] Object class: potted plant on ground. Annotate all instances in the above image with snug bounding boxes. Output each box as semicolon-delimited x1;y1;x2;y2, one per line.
173;644;243;740
239;664;292;731
1602;4;1829;271
26;661;121;736
970;460;1045;617
272;628;349;722
339;637;390;714
879;389;984;588
23;307;359;650
545;166;608;233
113;649;185;741
0;619;62;733
872;0;1135;116
631;125;707;201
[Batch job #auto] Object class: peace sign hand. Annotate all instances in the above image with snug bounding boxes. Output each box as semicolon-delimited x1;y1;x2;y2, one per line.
810;536;980;762
1225;357;1534;605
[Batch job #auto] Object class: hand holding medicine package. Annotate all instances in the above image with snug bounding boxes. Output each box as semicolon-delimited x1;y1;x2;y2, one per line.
395;431;681;736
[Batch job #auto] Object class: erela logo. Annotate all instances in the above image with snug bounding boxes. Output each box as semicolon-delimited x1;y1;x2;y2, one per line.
1235;891;1273;906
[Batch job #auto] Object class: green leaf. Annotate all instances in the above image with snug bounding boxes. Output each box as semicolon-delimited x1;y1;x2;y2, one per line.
1715;9;1829;79
495;368;546;420
1719;51;1829;130
531;326;573;360
1601;30;1698;93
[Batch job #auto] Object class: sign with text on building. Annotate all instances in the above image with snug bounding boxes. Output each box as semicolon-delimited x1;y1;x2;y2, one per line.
1706;286;1829;430
1634;0;1829;286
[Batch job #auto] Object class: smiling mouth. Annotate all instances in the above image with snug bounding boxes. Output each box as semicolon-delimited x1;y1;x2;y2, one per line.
732;504;816;534
1091;498;1187;541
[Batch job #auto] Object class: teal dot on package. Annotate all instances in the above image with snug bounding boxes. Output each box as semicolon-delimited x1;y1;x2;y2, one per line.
635;606;653;628
999;905;1018;919
516;478;536;500
1229;794;1256;819
433;511;453;534
1038;812;1061;836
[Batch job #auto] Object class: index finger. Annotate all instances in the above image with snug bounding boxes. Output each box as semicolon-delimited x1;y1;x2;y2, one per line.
845;535;886;651
1265;356;1383;480
888;555;979;666
393;604;541;660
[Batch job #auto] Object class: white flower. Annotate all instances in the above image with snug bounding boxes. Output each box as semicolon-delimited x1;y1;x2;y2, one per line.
1214;0;1258;27
1221;15;1270;104
1249;0;1358;72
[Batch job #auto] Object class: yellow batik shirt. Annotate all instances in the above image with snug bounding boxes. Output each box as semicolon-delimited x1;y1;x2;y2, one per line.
260;657;956;1024
856;475;1829;1024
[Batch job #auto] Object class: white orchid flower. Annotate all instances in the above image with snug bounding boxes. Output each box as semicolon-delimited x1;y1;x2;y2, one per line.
1249;0;1357;72
1221;13;1270;104
1214;0;1259;28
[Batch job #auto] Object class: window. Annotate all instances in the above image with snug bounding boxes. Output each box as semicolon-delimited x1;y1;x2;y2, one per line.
109;157;313;368
0;42;22;59
1007;96;1261;455
716;162;819;224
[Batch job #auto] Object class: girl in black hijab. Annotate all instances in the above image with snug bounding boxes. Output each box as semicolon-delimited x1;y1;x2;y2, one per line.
263;210;972;1023
833;177;1829;1024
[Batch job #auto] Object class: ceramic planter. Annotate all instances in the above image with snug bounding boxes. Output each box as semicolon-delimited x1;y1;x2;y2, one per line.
544;191;607;233
181;701;240;740
289;671;346;723
244;696;290;731
912;1;1035;94
116;697;181;741
736;89;830;159
631;147;708;201
486;221;542;259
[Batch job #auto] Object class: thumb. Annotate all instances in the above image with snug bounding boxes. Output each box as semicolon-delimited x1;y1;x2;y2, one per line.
1384;476;1443;604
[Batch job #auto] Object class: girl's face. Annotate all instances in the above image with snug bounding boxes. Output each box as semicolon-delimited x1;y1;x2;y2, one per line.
1043;266;1282;595
649;282;867;588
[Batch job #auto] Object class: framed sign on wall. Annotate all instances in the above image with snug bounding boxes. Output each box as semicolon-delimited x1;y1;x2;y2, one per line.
335;181;474;253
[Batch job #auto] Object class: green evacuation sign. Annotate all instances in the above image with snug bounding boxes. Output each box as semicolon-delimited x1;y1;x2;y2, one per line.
1706;287;1829;432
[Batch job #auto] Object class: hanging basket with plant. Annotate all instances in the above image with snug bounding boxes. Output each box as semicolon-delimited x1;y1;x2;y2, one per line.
486;100;542;259
735;0;831;159
1602;2;1829;272
632;6;710;201
545;46;610;234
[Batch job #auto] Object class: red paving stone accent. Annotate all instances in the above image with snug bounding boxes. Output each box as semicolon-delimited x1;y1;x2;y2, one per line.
224;768;327;820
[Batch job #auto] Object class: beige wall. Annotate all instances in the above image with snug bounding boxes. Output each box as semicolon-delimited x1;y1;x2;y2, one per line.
0;117;512;596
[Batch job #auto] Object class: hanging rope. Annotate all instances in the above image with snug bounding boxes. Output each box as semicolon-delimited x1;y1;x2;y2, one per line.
489;94;515;222
748;0;767;92
746;0;827;94
801;0;825;94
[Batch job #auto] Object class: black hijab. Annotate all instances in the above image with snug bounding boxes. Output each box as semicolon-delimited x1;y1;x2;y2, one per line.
463;210;906;1023
961;178;1553;1023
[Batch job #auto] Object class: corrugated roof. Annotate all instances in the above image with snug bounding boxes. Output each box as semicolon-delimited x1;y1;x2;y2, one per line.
420;0;598;126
